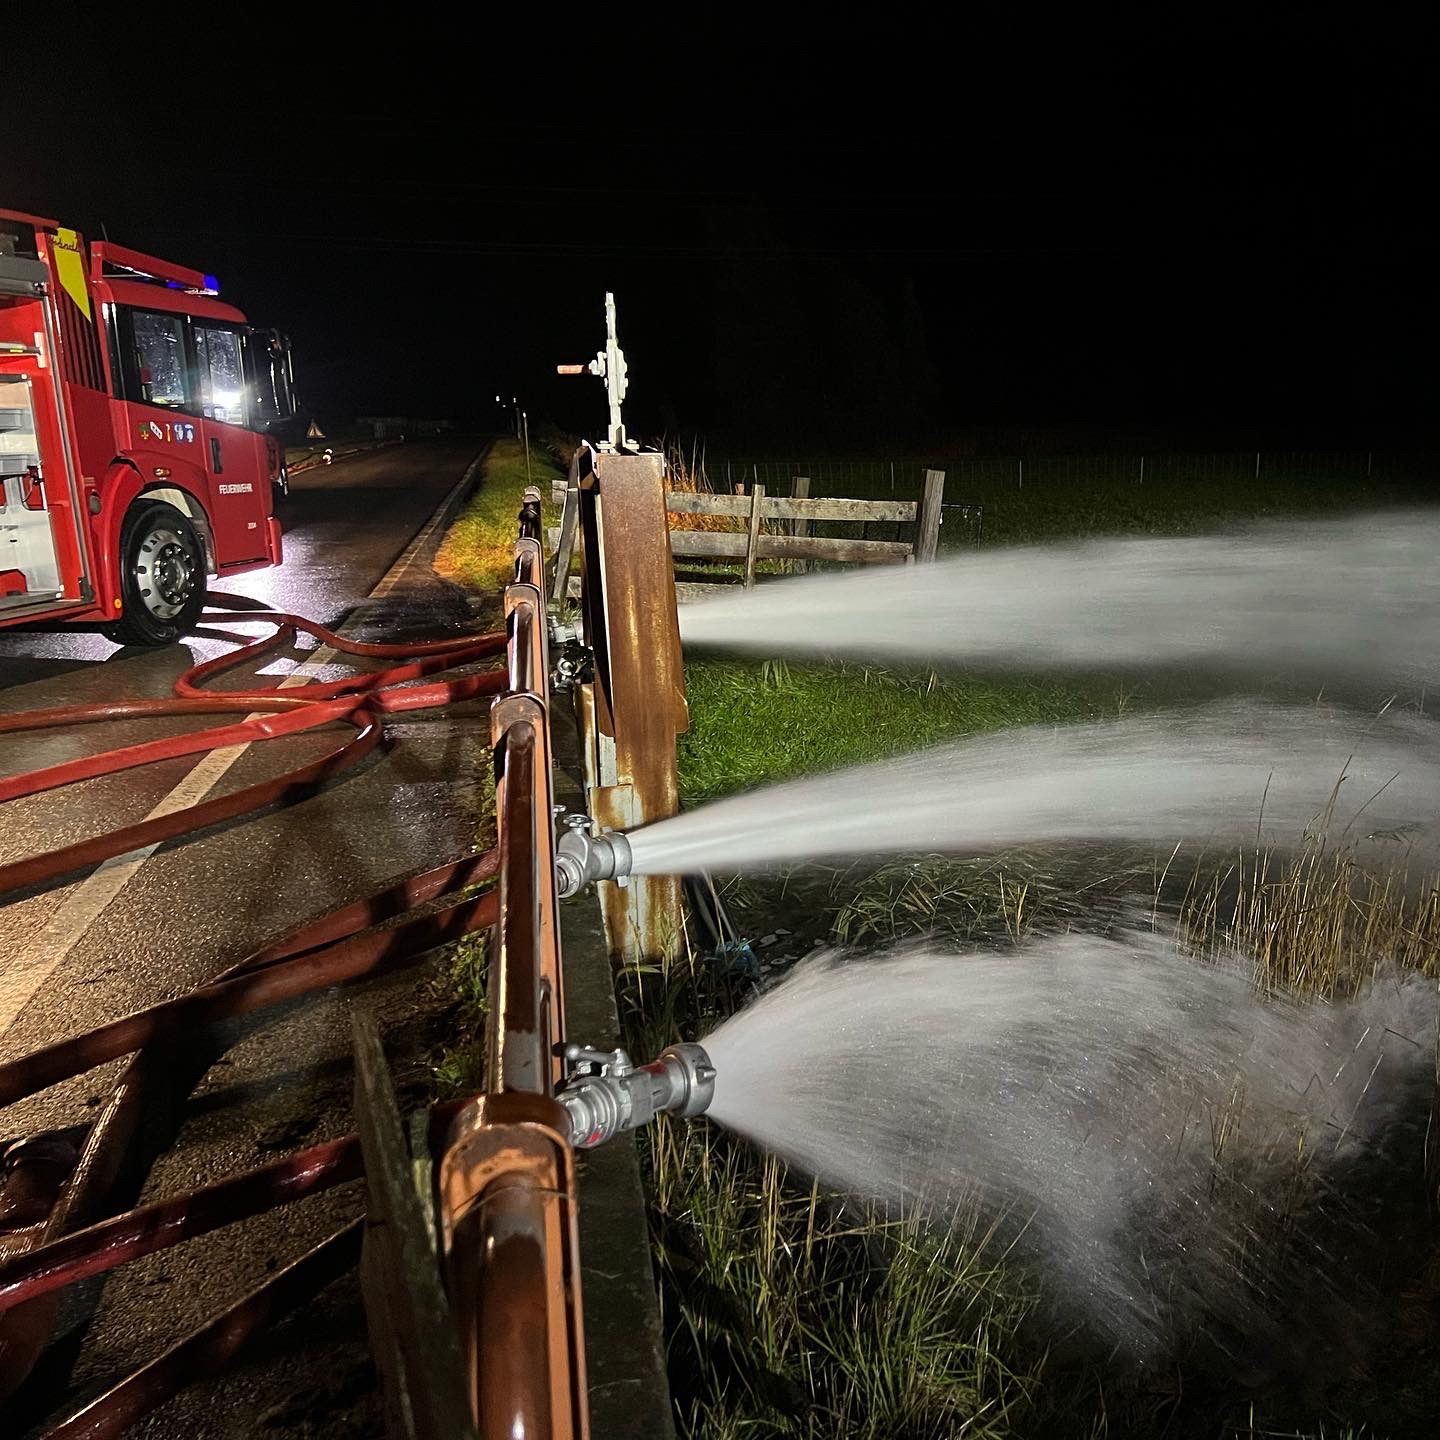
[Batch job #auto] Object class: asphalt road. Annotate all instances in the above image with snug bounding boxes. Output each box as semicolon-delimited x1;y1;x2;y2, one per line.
0;438;497;1436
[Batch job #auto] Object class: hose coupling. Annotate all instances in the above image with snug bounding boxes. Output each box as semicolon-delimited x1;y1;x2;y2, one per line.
547;616;582;648
555;814;633;897
546;618;593;690
557;1042;717;1149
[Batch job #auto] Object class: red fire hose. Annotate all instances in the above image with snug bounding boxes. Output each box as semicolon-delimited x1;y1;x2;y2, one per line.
0;596;514;1412
0;596;507;896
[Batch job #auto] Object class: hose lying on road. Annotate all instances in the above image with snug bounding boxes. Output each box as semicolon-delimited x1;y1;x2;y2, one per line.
0;599;511;1405
0;596;506;897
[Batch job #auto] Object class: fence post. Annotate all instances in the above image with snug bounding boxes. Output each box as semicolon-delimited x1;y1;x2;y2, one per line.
744;483;765;588
1018;458;1023;490
791;476;810;575
1255;452;1261;480
550;449;582;604
1139;454;1144;486
916;469;945;562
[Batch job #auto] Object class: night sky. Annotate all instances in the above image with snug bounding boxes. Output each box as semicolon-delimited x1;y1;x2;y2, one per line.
8;4;1435;451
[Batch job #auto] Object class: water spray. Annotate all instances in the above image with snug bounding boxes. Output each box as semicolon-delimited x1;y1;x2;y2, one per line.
557;1041;716;1148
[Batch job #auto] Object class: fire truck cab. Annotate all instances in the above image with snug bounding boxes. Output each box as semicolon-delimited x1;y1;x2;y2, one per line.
0;208;290;645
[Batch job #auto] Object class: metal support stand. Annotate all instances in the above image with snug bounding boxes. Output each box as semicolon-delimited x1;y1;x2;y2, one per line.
571;448;687;963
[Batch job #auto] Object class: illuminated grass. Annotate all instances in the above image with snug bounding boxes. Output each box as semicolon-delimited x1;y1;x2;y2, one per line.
428;442;554;1093
678;659;1107;804
645;1119;1037;1440
434;437;564;595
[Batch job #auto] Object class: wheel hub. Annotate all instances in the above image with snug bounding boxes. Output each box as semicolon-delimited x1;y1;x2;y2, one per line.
135;527;197;621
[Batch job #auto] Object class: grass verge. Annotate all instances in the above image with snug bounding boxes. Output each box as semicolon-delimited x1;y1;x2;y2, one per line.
679;660;1108;804
428;438;563;1095
434;437;564;595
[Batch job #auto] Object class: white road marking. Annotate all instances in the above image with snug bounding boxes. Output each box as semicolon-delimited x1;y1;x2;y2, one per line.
0;452;483;1037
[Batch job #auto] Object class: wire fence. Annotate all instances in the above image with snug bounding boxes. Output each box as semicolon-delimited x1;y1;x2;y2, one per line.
704;451;1406;499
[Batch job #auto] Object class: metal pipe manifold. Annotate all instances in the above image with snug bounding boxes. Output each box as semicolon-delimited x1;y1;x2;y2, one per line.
557;1043;716;1149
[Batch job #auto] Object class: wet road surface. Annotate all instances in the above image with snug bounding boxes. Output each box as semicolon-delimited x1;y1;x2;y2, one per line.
0;438;496;1436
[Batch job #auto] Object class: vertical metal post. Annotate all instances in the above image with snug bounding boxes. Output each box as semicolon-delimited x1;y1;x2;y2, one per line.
1018;457;1023;490
551;450;583;606
573;449;688;963
523;412;532;485
1139;454;1145;486
1255;451;1261;480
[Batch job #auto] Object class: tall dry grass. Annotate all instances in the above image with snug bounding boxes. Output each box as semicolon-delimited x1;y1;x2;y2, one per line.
1181;841;1440;999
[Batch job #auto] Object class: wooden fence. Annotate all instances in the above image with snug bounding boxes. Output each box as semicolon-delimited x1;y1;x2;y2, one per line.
552;465;948;604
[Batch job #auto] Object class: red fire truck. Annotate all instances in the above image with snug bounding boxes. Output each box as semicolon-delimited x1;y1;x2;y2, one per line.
1;208;292;645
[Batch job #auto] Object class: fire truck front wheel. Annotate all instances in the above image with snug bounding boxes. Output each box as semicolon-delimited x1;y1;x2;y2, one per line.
103;501;209;646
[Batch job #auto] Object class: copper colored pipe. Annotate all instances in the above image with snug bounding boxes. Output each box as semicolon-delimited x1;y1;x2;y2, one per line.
488;719;547;1096
40;1220;364;1440
468;1185;554;1438
0;889;498;1107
